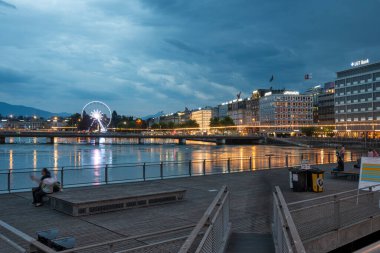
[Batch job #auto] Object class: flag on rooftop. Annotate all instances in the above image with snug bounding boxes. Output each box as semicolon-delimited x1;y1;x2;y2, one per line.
304;73;312;80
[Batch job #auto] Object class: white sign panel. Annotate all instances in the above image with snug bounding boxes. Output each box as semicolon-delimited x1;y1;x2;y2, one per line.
301;159;310;170
359;157;380;191
351;59;369;67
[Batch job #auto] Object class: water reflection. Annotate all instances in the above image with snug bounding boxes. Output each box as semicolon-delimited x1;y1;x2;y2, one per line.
9;150;13;170
33;150;37;169
0;138;362;191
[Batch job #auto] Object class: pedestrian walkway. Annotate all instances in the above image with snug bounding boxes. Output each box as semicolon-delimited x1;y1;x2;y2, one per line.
0;163;358;252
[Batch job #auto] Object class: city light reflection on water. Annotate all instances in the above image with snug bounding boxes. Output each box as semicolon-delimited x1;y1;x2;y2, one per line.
0;138;346;190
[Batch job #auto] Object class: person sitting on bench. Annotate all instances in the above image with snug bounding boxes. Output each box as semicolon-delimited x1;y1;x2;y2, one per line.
30;168;56;207
333;147;344;172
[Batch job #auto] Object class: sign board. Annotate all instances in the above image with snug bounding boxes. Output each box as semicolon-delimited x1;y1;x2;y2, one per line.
359;157;380;191
351;59;369;67
301;159;310;170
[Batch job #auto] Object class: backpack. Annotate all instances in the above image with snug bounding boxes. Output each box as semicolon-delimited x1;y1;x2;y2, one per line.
53;182;61;192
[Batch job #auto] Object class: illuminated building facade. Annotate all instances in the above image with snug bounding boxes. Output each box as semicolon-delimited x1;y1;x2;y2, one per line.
249;89;284;126
304;85;323;123
259;91;313;134
335;61;380;137
190;109;212;131
227;98;250;126
317;82;335;124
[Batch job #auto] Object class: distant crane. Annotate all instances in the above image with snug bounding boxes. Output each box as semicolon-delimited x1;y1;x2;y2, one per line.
236;91;241;99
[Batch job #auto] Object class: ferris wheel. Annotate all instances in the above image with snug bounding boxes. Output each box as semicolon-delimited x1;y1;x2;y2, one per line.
81;101;112;132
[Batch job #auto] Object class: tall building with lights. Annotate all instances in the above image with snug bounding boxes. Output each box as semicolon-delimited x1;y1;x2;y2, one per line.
190;109;212;132
317;82;335;125
335;60;380;137
259;91;313;134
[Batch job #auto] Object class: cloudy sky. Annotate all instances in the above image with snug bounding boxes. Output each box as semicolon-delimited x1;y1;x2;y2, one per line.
1;0;380;116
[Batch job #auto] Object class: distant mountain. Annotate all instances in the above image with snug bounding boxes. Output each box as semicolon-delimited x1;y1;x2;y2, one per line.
141;111;165;120
0;102;71;119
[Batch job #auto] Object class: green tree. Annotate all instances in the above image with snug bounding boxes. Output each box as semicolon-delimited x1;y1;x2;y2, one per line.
180;120;199;128
300;127;317;137
210;117;221;127
67;113;81;127
220;116;235;126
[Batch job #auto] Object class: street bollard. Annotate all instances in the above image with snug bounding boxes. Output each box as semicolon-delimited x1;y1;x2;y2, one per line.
189;160;192;176
203;160;206;175
7;170;11;193
143;163;146;181
227;158;231;173
285;155;289;168
61;167;64;189
249;157;252;171
160;162;164;179
105;165;108;184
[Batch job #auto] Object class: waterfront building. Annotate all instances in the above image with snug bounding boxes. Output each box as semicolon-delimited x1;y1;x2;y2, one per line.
304;85;323;123
158;109;191;126
227;98;249;126
216;103;228;119
190;109;212;131
317;82;335;125
259;91;313;135
249;89;284;127
335;60;380;137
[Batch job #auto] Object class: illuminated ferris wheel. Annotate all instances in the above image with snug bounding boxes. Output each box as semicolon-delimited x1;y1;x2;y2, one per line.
81;101;112;132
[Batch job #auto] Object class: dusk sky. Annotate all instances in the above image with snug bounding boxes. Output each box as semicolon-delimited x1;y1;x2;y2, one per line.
1;0;380;116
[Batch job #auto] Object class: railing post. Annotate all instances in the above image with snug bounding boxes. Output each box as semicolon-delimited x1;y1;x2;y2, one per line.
268;155;272;169
105;165;108;184
227;158;231;173
188;160;192;176
160;162;164;179
203;160;206;175
315;153;318;164
7;170;11;193
285;154;289;168
328;152;331;163
334;195;340;230
60;167;64;189
249;156;252;171
143;163;146;181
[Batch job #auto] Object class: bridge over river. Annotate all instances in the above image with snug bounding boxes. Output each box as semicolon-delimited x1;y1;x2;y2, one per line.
0;131;264;145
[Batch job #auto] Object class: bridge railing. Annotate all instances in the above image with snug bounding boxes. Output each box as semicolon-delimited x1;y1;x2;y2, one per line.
0;151;362;193
178;185;230;253
272;186;306;253
286;183;380;242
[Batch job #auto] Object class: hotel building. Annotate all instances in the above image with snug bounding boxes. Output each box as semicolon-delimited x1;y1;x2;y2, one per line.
259;91;313;134
190;109;212;132
335;61;380;137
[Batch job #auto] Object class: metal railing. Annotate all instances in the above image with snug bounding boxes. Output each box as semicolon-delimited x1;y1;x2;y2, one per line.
0;220;56;253
0;219;196;253
287;183;380;242
0;152;362;193
179;185;230;253
272;186;306;253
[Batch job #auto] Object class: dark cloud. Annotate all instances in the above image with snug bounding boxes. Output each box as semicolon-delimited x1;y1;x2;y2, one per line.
0;0;16;9
164;39;203;55
0;67;30;83
0;0;379;116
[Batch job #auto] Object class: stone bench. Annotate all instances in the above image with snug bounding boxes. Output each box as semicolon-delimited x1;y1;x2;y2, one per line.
49;187;186;216
331;170;359;180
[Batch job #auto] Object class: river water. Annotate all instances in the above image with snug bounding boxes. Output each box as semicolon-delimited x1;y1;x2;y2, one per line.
0;138;345;191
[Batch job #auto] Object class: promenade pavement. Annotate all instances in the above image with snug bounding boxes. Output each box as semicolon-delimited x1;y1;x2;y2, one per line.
0;162;357;253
